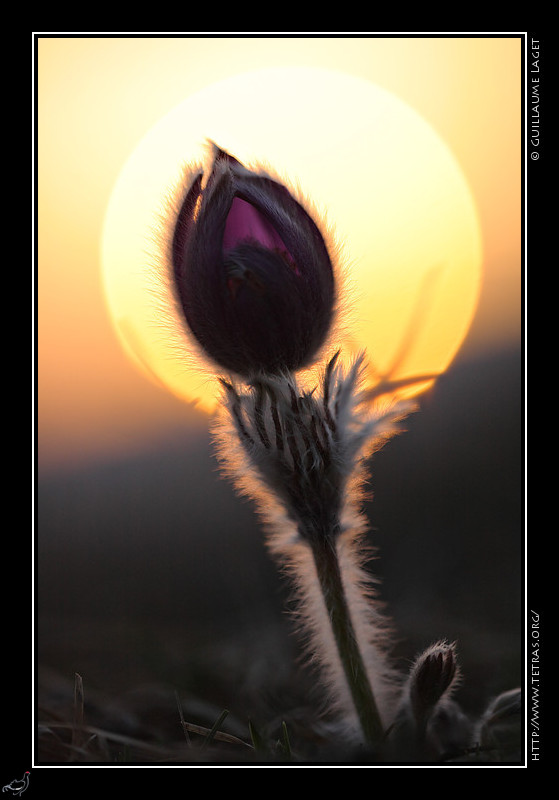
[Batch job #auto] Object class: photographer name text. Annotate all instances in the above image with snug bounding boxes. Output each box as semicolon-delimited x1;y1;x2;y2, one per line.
530;38;541;159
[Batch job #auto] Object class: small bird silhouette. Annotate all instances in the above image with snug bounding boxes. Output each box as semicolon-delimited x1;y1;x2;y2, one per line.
2;773;30;796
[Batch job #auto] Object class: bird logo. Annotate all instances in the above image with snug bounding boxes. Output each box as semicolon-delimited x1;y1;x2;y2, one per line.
2;773;30;796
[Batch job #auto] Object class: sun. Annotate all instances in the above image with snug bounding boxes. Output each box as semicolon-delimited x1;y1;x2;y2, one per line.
101;67;482;413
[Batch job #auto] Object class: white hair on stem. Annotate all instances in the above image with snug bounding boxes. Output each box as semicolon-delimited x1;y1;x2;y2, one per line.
212;352;414;745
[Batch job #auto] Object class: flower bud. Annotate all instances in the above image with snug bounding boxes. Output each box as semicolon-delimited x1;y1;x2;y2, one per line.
171;145;336;376
409;640;459;725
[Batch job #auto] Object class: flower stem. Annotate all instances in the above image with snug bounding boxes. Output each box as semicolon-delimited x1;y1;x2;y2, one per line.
309;533;384;751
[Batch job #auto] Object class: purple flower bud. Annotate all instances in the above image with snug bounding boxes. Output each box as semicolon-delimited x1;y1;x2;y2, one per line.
409;641;459;724
171;145;336;377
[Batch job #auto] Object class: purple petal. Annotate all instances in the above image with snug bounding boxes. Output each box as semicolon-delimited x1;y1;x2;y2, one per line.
222;196;293;263
171;171;202;282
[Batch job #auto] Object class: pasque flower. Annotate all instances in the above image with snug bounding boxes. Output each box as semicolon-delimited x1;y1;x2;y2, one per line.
171;145;336;376
160;145;522;763
408;640;459;726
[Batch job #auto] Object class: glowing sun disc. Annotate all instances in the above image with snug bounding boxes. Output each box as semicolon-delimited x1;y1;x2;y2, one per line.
101;67;482;413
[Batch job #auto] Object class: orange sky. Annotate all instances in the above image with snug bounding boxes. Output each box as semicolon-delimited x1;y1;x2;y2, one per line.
36;35;523;473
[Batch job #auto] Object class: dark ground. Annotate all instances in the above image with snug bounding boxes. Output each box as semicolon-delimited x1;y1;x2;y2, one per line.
34;344;524;766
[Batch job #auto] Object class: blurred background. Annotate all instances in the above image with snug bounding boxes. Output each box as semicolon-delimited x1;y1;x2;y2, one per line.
35;36;523;762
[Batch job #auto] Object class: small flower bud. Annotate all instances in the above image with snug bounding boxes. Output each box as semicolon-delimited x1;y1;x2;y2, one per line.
171;145;336;377
409;641;459;725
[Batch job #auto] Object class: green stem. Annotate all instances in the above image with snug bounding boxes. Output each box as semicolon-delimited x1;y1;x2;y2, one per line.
310;535;384;751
